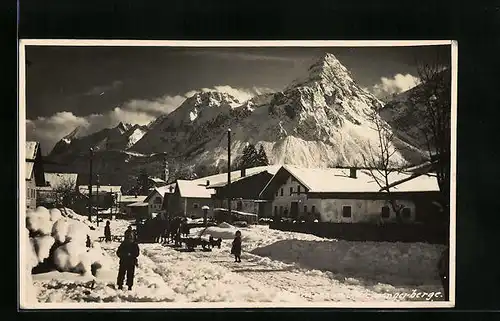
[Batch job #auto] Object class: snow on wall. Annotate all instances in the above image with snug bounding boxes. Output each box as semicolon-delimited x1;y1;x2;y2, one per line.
319;199;416;223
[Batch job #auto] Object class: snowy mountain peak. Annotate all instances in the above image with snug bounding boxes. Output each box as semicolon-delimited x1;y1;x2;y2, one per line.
62;126;81;143
287;53;355;91
187;91;241;108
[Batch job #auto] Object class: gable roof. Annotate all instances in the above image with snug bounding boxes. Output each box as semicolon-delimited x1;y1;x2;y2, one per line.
259;165;440;198
144;183;176;202
44;172;78;190
194;165;281;187
149;177;167;185
176;180;215;199
25;162;35;181
26;141;39;161
208;167;279;188
119;195;147;203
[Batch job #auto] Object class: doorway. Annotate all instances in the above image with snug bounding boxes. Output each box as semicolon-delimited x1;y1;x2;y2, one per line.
290;201;299;218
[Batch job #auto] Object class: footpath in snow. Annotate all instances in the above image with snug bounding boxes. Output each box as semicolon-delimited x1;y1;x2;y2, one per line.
31;221;446;304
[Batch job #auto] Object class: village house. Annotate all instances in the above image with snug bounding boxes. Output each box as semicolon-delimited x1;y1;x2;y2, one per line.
117;194;147;215
164;180;214;218
207;165;280;216
259;165;441;224
144;183;176;218
25;141;46;210
126;201;149;220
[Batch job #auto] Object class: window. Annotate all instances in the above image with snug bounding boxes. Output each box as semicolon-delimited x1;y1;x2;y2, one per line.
311;205;316;213
304;205;308;214
274;206;278;216
237;201;243;211
193;203;199;209
381;206;390;218
289;187;293;196
280;188;283;196
297;185;301;194
402;207;411;219
154;197;162;204
342;206;352;218
279;206;283;215
275;191;278;197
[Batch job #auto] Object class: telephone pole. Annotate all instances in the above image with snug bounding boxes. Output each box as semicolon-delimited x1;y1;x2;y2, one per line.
227;128;232;216
96;174;100;226
88;148;93;221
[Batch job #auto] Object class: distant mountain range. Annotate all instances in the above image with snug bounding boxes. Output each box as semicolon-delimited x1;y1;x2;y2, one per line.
45;53;438;190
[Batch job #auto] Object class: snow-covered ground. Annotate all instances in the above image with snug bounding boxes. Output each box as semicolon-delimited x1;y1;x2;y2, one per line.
29;219;447;306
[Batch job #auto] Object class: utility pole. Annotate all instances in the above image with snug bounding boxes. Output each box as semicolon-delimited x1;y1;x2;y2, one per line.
163;153;169;183
96;174;100;227
227;128;232;217
88;148;93;221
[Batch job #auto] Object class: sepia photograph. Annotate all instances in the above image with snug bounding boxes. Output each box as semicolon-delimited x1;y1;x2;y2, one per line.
19;40;456;309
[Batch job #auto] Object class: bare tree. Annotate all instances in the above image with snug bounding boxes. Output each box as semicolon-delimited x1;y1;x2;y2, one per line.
362;109;406;223
52;176;78;208
410;57;451;210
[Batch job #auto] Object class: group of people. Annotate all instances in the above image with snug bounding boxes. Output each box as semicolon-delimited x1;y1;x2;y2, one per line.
150;216;191;246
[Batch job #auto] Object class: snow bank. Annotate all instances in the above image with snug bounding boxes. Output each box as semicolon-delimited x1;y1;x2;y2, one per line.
32;235;56;264
26;207;53;236
251;239;445;286
49;208;63;222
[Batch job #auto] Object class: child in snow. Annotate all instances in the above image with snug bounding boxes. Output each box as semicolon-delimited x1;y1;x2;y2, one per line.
231;230;242;263
438;246;449;301
116;231;140;290
86;235;91;248
104;221;112;242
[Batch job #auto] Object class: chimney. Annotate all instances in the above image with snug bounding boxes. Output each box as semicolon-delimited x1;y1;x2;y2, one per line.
349;167;357;179
206;180;210;187
241;168;246;177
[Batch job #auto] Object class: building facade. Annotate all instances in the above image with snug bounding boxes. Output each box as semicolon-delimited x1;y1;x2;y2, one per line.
259;165;441;224
25;141;46;211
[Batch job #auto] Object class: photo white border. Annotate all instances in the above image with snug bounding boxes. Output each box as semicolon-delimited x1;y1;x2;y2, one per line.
18;39;457;310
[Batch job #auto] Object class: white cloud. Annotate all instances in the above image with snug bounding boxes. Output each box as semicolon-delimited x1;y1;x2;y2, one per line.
26;85;275;153
371;73;420;98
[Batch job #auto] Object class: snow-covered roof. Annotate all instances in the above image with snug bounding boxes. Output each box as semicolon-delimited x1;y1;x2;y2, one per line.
127;201;149;207
149;177;167;184
78;185;122;195
208;166;279;188
25;162;34;181
119;195;147;203
177;180;215;199
26;141;39;161
260;165;439;197
44;172;78;189
194;165;281;187
144;183;176;202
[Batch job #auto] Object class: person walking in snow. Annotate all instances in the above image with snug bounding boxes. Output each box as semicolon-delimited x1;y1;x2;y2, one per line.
438;246;449;301
104;220;112;242
231;230;242;263
86;235;92;248
116;231;140;290
124;225;134;240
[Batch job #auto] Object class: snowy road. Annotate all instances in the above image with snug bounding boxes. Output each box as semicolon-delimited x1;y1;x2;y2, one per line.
33;220;445;304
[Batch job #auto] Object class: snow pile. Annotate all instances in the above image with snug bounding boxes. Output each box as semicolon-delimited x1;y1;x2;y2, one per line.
251;238;445;286
26;206;111;280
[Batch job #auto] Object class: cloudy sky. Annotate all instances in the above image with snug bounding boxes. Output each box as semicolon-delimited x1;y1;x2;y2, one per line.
24;44;450;154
